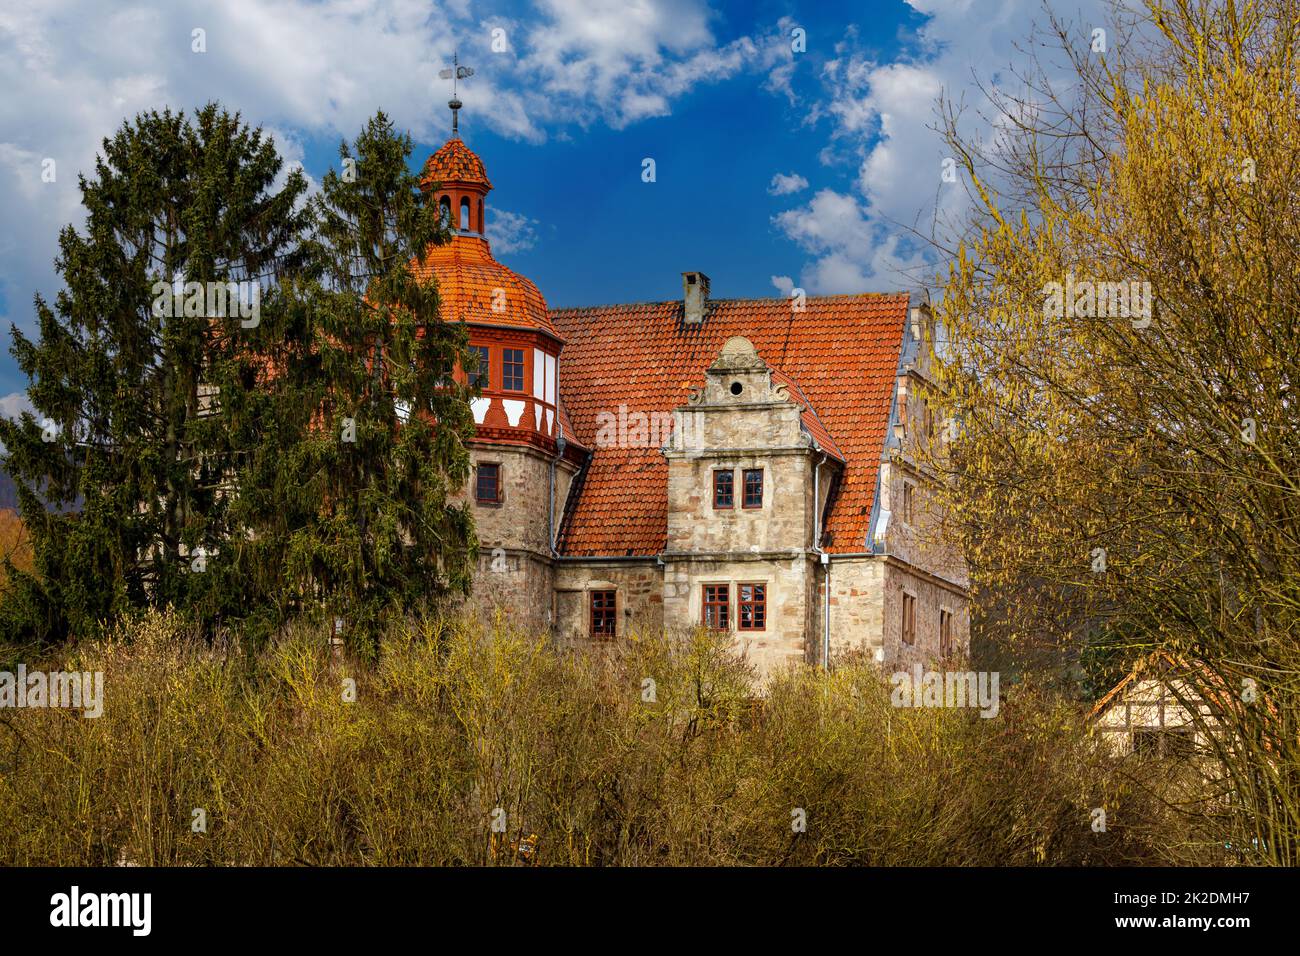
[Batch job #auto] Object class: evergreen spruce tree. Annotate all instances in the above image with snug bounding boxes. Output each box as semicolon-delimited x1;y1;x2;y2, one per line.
271;112;478;652
0;105;312;643
1;107;477;648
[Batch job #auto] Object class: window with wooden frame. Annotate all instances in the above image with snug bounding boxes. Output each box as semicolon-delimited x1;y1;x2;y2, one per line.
475;462;501;504
901;591;916;646
902;480;915;526
738;583;766;631
702;584;730;630
590;589;617;638
502;348;525;391
939;608;953;658
742;468;763;509
713;469;734;509
467;345;490;389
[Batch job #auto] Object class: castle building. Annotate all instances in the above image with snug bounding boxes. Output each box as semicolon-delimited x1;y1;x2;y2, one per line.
417;117;968;678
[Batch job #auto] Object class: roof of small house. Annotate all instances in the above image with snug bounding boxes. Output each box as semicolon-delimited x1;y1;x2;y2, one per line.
1087;651;1253;725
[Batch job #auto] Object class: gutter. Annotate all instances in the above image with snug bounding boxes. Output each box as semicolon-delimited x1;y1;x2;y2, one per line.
548;427;567;559
812;452;831;669
552;554;658;563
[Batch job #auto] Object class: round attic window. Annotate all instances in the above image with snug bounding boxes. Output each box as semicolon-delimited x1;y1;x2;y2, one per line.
730;381;743;395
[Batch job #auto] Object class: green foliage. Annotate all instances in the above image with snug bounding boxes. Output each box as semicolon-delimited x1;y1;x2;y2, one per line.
0;107;478;649
276;112;478;654
0;104;312;643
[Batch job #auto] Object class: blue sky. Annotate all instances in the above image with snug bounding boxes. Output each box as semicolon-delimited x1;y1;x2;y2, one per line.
0;0;1116;404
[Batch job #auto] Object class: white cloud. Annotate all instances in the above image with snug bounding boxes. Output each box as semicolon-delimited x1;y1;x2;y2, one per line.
487;208;539;255
508;0;774;128
0;391;34;421
773;188;923;293
0;390;35;452
770;275;794;296
767;172;809;196
770;0;1121;294
773;189;873;258
0;0;779;391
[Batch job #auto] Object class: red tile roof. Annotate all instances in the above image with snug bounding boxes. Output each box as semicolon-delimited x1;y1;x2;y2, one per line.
413;234;560;338
551;293;910;556
768;366;846;463
420;137;492;189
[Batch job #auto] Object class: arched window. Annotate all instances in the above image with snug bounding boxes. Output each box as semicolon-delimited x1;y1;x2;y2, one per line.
460;197;471;231
439;195;451;226
478;199;484;234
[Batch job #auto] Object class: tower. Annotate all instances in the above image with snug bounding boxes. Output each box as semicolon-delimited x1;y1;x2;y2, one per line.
414;69;585;630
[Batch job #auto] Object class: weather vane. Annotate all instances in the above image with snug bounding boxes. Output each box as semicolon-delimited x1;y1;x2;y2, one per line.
439;52;474;138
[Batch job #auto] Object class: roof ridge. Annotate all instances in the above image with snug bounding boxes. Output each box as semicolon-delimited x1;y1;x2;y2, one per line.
549;291;911;314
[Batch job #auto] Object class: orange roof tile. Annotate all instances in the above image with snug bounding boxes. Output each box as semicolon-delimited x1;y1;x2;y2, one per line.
413;234;560;339
768;366;846;462
420;137;492;189
551;293;910;556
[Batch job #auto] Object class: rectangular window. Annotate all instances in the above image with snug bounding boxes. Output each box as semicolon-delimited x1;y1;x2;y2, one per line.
1134;727;1196;758
939;608;953;658
475;463;500;504
1163;726;1197;759
713;470;734;509
1132;730;1161;757
502;348;525;391
738;583;766;631
902;481;915;526
902;592;916;646
742;469;763;509
467;345;490;389
703;584;730;630
590;589;616;638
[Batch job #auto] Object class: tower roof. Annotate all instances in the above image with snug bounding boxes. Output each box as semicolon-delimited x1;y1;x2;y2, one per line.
416;133;558;338
413;234;560;339
421;137;492;190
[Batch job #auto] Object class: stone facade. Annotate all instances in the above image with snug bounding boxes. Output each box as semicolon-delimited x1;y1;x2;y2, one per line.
457;441;580;635
553;559;663;645
465;315;970;682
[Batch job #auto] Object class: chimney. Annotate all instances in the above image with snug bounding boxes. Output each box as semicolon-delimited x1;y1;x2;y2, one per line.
682;271;710;324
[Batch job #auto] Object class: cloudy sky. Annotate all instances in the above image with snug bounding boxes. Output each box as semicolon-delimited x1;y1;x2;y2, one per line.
0;0;1117;403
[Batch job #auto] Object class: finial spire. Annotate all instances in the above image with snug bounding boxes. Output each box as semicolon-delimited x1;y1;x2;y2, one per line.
439;52;475;139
